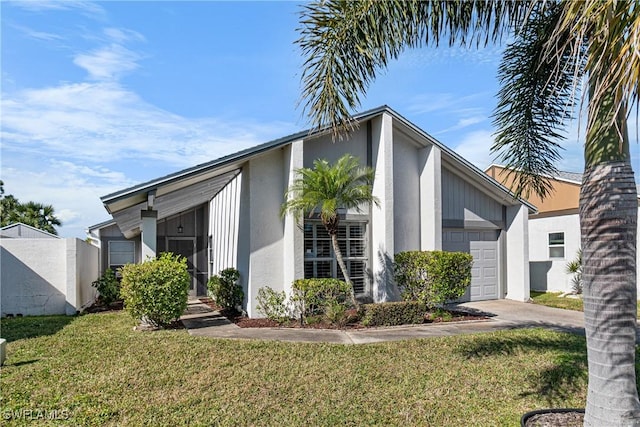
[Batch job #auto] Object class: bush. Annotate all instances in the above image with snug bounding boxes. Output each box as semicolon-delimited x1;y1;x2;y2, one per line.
291;278;351;323
394;251;473;308
256;286;290;323
92;268;120;305
120;253;190;327
324;300;349;327
208;268;243;310
566;250;583;295
360;301;427;327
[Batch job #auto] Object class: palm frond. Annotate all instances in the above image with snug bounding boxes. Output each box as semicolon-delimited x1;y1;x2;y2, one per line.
553;0;639;147
281;154;378;227
492;3;586;199
297;0;535;139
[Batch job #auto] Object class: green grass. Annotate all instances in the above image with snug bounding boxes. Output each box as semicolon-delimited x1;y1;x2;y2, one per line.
531;291;640;317
0;310;608;426
530;291;585;312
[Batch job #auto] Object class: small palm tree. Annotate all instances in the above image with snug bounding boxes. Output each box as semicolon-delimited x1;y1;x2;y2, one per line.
281;154;379;307
566;250;583;295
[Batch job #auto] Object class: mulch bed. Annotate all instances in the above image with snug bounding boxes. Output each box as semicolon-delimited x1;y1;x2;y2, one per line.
199;298;487;329
85;300;124;313
524;411;584;426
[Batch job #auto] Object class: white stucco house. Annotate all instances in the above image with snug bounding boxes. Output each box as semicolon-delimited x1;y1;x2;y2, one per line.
89;106;534;317
486;164;640;294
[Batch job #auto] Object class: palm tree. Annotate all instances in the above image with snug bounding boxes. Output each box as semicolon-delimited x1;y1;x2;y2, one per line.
281;153;379;307
15;201;61;235
297;1;640;424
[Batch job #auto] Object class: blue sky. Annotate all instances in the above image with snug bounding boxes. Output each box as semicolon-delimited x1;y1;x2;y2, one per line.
1;1;633;238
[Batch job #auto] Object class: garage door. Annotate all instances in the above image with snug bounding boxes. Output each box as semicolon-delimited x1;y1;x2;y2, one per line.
442;229;499;301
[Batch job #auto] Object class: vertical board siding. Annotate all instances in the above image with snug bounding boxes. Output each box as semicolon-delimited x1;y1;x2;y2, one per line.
441;168;503;222
209;172;242;275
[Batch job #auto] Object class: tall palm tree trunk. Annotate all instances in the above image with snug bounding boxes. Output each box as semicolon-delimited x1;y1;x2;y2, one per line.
581;76;640;425
581;162;640;426
330;233;358;308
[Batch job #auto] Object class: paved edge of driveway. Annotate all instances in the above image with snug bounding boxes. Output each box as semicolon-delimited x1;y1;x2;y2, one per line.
179;299;603;345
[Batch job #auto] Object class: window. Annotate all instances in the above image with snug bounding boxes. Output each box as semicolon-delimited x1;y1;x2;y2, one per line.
548;232;565;258
108;241;135;269
303;221;368;294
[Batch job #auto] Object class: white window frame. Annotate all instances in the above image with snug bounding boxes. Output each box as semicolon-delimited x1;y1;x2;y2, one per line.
108;240;136;270
303;220;368;294
548;232;565;259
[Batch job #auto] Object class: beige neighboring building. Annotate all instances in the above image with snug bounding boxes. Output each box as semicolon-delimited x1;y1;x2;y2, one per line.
487;164;640;294
487;164;581;293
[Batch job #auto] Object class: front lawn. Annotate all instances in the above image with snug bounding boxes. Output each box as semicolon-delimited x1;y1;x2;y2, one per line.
0;311;604;426
531;291;640;318
530;291;585;312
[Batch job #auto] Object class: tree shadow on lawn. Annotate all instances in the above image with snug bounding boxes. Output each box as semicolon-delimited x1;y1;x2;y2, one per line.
458;331;589;406
458;331;640;405
1;315;76;342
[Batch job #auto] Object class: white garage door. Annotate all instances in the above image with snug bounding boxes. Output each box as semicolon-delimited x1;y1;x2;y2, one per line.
442;229;500;301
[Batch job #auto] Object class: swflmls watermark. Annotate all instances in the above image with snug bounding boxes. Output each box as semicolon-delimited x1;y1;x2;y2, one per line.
3;408;70;421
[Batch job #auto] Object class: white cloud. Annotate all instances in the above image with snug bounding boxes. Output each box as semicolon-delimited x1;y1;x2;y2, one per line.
7;0;105;17
103;27;145;43
394;44;505;70
1;81;296;171
1;161;134;238
434;115;486;135
73;44;141;80
450;129;496;170
10;23;63;41
407;92;487;115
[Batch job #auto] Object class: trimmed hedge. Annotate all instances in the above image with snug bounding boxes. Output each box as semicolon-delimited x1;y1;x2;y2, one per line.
120;253;190;327
394;250;473;308
360;301;427;327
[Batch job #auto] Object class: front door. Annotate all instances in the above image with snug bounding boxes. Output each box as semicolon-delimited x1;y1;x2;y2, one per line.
167;238;197;298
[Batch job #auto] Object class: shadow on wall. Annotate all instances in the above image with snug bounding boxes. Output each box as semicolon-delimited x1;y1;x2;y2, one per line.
0;247;67;316
372;249;401;302
530;261;553;292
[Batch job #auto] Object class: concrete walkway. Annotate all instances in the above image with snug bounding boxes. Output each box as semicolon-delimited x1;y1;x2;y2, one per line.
179;299;609;345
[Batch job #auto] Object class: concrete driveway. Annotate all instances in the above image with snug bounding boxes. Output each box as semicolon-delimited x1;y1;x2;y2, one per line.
180;299;619;345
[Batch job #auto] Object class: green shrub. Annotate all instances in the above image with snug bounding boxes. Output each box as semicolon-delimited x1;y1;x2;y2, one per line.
324;299;352;327
92;268;120;305
208;268;243;310
566;250;583;295
394;250;473;308
120;253;190;327
291;278;351;316
360;301;427;327
256;286;290;323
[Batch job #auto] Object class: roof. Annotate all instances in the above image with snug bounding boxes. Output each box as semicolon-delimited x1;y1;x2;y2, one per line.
102;106;536;237
554;170;582;184
0;222;60;239
86;219;117;233
104;106;534;208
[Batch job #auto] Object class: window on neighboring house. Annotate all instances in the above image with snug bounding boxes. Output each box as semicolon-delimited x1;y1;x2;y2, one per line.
303;221;368;294
548;232;565;258
108;240;135;270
